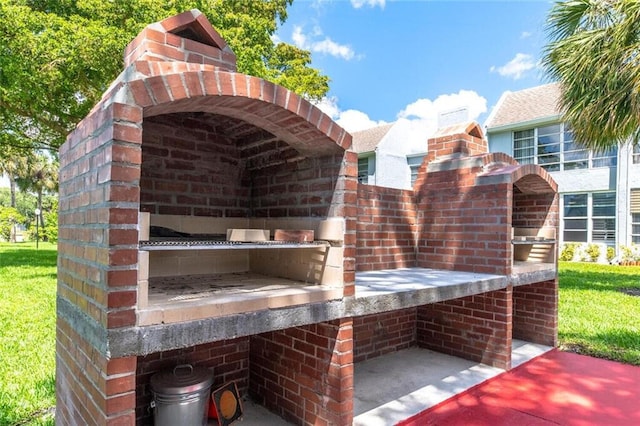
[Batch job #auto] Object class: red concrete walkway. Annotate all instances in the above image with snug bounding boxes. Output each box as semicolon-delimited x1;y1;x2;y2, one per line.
399;349;640;426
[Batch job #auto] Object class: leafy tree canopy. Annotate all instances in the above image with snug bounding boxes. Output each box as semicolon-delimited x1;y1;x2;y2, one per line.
0;0;330;153
542;0;640;151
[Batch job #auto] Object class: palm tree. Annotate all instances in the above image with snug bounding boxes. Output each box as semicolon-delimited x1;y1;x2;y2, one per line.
0;152;28;208
16;154;58;228
542;0;640;151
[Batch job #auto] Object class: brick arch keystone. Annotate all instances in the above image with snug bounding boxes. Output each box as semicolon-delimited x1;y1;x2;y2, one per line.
125;69;351;156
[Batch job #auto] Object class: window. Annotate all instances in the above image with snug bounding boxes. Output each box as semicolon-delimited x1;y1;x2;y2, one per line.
631;189;640;243
564;193;588;242
358;155;374;184
633;145;640;165
592;192;616;243
407;155;424;186
513;129;534;165
563;192;616;244
513;124;615;171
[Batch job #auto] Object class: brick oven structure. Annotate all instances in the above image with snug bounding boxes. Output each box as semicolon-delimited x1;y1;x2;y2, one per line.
57;10;558;425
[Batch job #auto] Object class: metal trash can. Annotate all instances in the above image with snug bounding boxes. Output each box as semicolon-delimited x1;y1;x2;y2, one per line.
150;364;214;426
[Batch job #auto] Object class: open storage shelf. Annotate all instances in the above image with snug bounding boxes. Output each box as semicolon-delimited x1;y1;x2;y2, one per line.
136;213;346;326
511;227;557;276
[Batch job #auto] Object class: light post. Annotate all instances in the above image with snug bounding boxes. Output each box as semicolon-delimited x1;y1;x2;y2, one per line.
34;208;41;250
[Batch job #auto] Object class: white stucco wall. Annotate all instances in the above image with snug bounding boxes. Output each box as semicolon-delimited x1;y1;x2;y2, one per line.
372;119;433;190
550;168;616;193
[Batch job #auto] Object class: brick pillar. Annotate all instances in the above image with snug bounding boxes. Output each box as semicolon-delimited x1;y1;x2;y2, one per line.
57;102;142;425
513;279;558;347
249;319;354;425
416;287;513;370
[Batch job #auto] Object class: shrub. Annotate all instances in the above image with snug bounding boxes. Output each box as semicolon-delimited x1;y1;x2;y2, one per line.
560;243;579;261
619;244;640;263
585;243;601;262
0;207;26;242
606;246;616;262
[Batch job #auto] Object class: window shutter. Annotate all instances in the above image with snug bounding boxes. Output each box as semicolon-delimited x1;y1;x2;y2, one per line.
631;189;640;213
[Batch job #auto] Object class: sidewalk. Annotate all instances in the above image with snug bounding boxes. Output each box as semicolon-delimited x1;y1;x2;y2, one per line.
399;349;640;426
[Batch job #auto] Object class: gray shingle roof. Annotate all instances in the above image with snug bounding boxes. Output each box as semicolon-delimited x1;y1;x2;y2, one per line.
351;123;394;154
485;83;562;130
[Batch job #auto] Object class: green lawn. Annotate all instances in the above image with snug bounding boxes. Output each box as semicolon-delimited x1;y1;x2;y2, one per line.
0;244;639;425
558;261;640;366
0;242;57;426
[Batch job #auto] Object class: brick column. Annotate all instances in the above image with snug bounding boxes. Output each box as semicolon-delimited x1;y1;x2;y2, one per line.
249;319;354;425
57;102;142;425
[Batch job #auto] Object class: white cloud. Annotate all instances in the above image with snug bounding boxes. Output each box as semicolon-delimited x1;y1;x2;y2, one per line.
314;90;487;134
314;97;387;132
351;0;385;9
520;31;532;39
397;90;487;125
292;25;356;60
312;38;356;60
490;53;536;80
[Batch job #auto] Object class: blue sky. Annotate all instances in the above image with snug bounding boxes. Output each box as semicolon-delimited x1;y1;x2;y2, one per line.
275;0;553;132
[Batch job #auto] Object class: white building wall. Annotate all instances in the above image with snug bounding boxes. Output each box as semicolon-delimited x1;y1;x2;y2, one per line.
375;152;411;188
372;119;433;190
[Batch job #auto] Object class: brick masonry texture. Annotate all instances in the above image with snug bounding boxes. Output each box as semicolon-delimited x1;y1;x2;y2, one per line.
353;309;417;363
513;280;558;347
250;320;354;425
57;9;559;426
416;287;513;370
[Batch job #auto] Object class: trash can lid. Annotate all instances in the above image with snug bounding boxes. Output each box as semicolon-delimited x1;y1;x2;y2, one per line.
150;364;214;395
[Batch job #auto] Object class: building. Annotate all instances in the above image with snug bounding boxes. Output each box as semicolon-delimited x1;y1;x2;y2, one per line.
352;120;427;189
485;82;640;259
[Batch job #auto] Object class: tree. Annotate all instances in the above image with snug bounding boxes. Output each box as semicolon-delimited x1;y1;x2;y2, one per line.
0;1;330;153
0;206;25;242
542;0;640;151
15;153;58;228
0;148;30;207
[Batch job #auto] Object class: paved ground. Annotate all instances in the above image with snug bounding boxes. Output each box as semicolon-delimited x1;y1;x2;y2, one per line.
399;349;640;426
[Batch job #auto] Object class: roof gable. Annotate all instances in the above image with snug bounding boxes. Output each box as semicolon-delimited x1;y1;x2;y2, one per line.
351;123;394;154
485;83;562;130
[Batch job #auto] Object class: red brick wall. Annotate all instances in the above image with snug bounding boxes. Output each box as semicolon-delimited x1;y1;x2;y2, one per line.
57;101;142;425
513;280;558;347
425;132;488;162
513;190;559;229
356;185;417;271
416;165;512;275
141;114;351;219
353;309;417;363
251;153;348;218
135;337;250;424
140;114;250;217
249;320;354;425
56;320;137;425
416;287;512;369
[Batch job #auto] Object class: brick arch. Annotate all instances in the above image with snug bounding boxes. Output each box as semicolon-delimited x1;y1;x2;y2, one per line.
512;164;557;194
125;69;351;156
477;153;557;194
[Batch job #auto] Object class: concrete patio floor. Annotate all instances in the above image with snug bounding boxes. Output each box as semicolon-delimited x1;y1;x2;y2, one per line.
231;339;552;425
